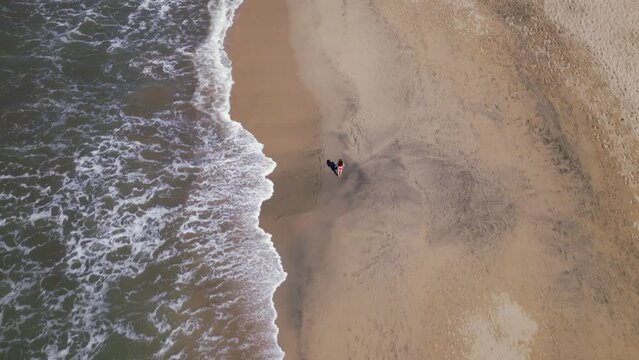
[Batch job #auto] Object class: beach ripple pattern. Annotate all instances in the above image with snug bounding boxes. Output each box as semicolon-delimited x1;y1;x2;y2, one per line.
0;0;284;359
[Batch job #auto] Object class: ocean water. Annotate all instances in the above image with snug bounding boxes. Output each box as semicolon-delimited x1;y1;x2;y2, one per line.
0;0;285;359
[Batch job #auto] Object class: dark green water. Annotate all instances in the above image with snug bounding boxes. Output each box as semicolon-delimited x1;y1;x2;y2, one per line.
0;0;284;358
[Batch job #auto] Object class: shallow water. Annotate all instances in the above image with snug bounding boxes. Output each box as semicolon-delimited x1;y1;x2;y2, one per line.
0;0;284;358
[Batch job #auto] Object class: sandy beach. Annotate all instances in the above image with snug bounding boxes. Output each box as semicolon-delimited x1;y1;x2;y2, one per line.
229;0;639;359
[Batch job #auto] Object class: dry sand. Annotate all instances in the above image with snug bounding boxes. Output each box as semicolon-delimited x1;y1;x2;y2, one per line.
229;0;639;359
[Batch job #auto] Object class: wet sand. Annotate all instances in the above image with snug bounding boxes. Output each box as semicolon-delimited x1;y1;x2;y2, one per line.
229;0;639;359
227;0;321;357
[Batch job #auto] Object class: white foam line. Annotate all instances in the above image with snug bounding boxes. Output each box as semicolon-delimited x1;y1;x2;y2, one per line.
192;0;287;358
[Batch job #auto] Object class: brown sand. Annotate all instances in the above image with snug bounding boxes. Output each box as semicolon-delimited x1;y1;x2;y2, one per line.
229;0;639;359
227;1;321;357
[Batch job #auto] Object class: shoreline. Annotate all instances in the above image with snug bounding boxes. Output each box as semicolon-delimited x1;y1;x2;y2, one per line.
227;0;322;357
228;0;639;358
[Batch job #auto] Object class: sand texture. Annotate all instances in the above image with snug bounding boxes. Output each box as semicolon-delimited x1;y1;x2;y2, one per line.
229;0;639;359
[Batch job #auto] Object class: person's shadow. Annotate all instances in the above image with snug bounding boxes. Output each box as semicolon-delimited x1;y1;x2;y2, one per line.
326;159;338;176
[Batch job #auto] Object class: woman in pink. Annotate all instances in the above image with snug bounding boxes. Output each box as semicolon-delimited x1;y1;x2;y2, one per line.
337;159;344;177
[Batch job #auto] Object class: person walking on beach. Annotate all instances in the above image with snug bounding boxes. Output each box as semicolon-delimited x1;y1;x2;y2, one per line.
337;159;344;177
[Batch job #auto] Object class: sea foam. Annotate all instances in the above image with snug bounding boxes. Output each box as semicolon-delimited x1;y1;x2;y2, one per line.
0;0;285;358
